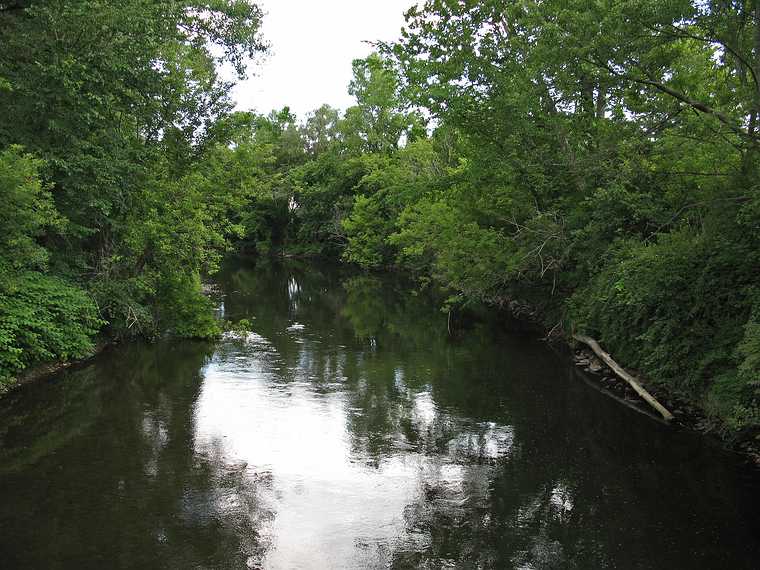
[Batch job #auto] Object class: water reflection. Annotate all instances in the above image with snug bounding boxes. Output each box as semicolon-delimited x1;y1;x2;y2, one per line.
197;323;523;568
0;259;758;569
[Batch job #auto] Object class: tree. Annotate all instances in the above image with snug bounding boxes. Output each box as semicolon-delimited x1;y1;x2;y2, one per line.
340;54;426;154
301;104;341;156
0;0;267;382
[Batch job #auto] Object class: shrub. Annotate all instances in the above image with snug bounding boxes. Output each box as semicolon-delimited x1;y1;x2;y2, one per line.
0;271;102;391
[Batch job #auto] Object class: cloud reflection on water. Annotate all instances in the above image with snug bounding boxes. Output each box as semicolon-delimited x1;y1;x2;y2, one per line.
195;321;518;568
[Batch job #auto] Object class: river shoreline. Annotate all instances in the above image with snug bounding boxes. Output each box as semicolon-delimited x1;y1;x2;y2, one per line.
451;290;760;467
7;339;114;395
569;345;760;465
6;263;760;468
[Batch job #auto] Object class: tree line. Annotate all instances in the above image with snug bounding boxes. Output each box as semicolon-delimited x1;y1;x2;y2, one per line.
0;0;266;384
1;0;758;436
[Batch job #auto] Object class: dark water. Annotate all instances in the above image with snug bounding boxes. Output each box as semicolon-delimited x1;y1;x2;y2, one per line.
1;261;758;569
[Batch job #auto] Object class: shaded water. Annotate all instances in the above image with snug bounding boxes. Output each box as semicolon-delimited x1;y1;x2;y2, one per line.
1;260;758;569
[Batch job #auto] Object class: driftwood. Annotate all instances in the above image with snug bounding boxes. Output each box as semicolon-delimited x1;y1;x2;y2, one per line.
573;334;674;422
571;367;669;424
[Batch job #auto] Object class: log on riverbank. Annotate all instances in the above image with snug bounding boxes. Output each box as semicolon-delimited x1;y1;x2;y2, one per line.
572;334;674;422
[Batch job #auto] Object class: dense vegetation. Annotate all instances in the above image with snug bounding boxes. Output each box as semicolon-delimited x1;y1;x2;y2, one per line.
0;0;266;385
1;1;758;436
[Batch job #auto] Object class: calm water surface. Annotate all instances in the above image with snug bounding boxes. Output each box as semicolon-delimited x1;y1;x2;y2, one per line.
1;260;758;569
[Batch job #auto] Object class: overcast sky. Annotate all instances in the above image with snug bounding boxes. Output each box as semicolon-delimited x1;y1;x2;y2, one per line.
230;0;414;119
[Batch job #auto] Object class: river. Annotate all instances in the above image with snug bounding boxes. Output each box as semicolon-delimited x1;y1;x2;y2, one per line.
1;260;758;569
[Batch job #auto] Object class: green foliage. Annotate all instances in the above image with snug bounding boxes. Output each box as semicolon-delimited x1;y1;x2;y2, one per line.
157;274;221;339
569;229;758;428
0;1;266;383
301;105;341;156
342;195;391;268
0;145;101;390
224;318;254;336
391;199;513;301
288;152;365;256
719;293;760;431
0;147;62;270
0;271;102;391
341;140;443;268
341;54;426;155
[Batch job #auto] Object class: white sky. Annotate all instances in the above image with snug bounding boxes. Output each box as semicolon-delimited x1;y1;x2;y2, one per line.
231;0;415;119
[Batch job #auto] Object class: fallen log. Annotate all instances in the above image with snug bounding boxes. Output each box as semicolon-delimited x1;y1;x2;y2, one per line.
570;367;669;424
572;333;674;422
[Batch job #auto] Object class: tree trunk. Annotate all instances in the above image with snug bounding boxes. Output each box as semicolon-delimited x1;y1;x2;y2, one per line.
595;84;606;119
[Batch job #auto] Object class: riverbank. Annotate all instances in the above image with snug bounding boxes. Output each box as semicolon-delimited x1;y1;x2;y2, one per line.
8;339;114;394
6;255;759;468
570;343;760;465
447;286;760;467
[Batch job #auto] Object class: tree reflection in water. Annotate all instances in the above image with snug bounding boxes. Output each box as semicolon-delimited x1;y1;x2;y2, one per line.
0;340;272;569
0;259;758;569
213;260;759;569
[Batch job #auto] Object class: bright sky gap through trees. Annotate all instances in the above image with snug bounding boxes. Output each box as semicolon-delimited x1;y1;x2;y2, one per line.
231;0;414;116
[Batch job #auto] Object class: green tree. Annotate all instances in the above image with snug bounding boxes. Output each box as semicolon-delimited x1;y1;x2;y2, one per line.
0;0;265;332
0;147;101;389
340;54;426;155
301;104;341;157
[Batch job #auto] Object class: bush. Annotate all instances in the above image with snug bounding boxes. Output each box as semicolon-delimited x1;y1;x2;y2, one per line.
0;271;102;391
0;146;102;391
712;294;760;432
157;273;221;339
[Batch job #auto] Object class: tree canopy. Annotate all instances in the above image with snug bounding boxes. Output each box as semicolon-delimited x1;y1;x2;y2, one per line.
0;0;757;437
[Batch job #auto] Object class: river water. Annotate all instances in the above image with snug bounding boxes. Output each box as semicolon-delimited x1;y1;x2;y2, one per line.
1;260;758;569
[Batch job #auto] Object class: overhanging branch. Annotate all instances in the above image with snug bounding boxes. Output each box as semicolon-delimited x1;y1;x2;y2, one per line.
584;57;758;144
